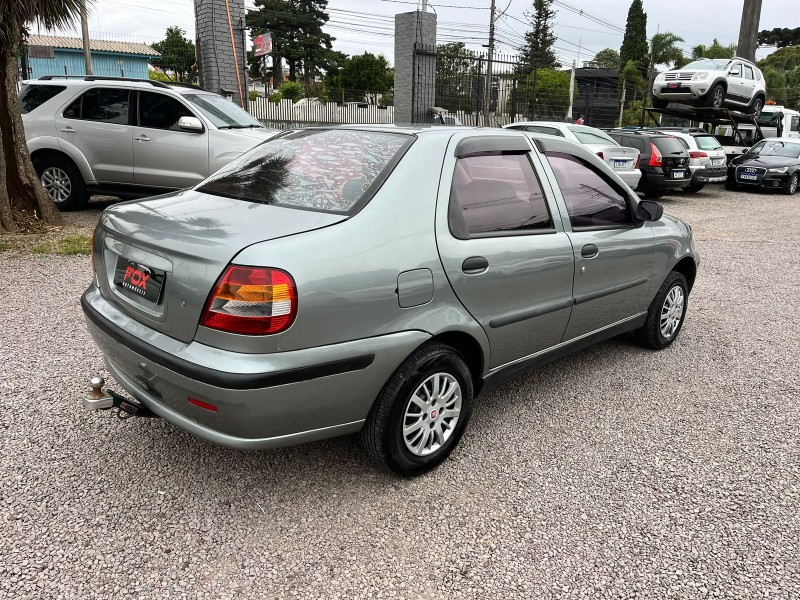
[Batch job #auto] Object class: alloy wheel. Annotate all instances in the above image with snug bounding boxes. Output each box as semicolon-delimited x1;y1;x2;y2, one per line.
41;167;72;203
660;285;685;339
402;372;462;457
790;174;798;194
713;87;724;107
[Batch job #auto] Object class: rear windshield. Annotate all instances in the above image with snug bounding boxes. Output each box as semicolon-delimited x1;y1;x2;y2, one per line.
652;137;687;156
18;84;67;114
197;129;413;214
568;127;616;145
694;135;723;150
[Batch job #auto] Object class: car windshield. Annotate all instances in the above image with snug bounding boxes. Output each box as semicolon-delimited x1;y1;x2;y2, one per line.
681;59;731;71
567;127;616;145
184;93;264;128
694;135;723;150
748;140;800;158
196;129;413;214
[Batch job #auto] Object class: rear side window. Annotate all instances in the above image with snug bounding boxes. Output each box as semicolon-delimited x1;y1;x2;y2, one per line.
448;152;552;238
63;88;130;124
197;129;412;214
545;151;632;229
791;116;800;133
19;84;66;114
744;66;754;80
620;136;646;152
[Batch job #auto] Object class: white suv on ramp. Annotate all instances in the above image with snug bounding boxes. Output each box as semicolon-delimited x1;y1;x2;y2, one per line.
653;57;766;117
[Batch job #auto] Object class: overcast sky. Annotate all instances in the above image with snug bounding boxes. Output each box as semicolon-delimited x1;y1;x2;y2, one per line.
46;0;794;65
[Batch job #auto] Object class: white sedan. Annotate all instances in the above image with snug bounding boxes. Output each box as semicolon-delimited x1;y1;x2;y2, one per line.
503;121;642;190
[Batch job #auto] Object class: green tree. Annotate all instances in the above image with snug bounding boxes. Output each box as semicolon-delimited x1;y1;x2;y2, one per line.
151;26;195;82
435;42;478;112
691;38;736;60
0;0;83;232
592;48;620;70
518;0;559;75
247;0;334;84
278;81;303;102
619;0;648;76
644;32;685;109
763;68;788;105
514;68;570;119
336;52;392;104
758;46;800;109
758;27;800;49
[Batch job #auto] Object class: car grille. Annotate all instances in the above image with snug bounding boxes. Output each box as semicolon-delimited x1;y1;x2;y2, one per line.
735;166;766;184
664;72;693;81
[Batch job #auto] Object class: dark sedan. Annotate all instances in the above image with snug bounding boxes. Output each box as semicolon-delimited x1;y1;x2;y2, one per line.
726;138;800;194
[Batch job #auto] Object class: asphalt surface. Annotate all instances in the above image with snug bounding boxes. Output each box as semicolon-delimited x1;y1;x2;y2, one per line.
2;185;799;598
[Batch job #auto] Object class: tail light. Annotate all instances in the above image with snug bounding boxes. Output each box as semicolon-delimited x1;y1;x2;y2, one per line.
635;154;641;169
596;151;604;159
201;266;297;335
649;143;663;167
689;151;709;159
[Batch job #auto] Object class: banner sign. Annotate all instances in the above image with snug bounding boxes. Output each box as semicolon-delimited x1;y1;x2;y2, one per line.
253;33;272;57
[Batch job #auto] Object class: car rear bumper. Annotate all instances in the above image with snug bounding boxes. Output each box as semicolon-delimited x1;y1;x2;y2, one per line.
637;170;689;191
82;286;430;449
617;169;642;189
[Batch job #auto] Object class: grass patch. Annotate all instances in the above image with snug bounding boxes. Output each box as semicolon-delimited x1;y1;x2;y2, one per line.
0;241;9;252
30;234;92;256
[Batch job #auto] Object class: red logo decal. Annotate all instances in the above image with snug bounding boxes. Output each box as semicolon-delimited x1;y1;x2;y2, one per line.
430;409;438;419
123;266;151;290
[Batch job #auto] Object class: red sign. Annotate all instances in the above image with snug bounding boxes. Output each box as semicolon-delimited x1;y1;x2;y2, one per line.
253;33;272;57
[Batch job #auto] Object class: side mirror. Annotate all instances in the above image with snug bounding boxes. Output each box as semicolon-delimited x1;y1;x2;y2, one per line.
637;199;663;222
178;116;204;132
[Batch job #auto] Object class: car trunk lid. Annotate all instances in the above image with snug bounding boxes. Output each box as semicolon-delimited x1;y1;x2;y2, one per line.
596;145;639;172
94;189;346;342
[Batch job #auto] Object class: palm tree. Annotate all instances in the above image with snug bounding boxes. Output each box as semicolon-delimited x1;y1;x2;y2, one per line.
0;0;85;232
642;32;685;115
691;39;737;60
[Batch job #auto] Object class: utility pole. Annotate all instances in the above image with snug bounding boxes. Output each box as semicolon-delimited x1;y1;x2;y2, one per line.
484;0;496;126
80;3;93;75
567;59;575;121
737;0;763;62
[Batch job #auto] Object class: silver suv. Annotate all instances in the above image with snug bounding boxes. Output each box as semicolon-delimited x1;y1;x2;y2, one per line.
20;76;278;210
653;58;766;117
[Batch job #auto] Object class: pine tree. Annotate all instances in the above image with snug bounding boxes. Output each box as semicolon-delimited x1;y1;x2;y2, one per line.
519;0;559;77
619;0;648;75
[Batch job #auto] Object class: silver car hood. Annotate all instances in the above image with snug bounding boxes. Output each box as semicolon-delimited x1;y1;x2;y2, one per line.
96;189;346;342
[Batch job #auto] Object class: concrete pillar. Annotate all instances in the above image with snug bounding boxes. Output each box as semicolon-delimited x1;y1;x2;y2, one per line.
394;11;437;124
194;0;249;108
736;0;763;62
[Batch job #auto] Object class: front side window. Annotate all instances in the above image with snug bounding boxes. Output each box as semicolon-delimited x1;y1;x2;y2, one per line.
449;152;552;238
63;88;130;124
184;93;264;129
138;92;195;131
545;151;633;229
197;129;412;214
18;84;66;114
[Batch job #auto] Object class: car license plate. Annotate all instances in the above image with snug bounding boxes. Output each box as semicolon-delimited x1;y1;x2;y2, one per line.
613;160;627;168
113;256;166;304
667;82;680;88
671;170;686;178
712;158;725;165
739;173;758;181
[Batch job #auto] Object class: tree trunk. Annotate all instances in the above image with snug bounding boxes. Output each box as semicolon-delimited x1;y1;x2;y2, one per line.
0;49;63;233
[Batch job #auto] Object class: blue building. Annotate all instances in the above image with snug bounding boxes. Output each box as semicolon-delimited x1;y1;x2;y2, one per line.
24;35;160;80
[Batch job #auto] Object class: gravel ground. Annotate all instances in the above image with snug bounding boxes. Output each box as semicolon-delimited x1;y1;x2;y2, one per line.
1;185;799;599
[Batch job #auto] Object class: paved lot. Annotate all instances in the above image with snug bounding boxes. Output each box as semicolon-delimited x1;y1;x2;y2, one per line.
1;185;799;599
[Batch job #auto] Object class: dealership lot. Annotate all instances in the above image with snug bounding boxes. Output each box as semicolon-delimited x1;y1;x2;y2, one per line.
1;185;799;598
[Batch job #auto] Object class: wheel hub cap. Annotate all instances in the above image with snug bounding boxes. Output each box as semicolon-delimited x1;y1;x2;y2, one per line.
41;167;71;203
403;372;462;457
660;285;685;339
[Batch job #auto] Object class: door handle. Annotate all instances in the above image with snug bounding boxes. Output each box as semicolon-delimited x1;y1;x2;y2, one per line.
134;135;151;142
59;126;75;133
581;244;599;259
462;256;489;274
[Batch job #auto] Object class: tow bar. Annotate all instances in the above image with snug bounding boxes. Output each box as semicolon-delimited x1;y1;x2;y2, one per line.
82;376;157;419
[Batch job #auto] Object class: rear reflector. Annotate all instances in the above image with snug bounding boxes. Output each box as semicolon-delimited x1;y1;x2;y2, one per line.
201;266;297;335
188;397;218;412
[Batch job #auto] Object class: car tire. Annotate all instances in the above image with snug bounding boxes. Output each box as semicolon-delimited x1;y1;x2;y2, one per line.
643;189;667;198
636;271;689;350
683;183;705;193
705;83;726;109
652;97;668;109
361;342;473;476
33;154;88;211
783;172;799;195
748;96;764;118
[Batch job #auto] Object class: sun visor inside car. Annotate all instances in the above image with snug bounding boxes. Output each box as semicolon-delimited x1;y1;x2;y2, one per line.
455;136;531;157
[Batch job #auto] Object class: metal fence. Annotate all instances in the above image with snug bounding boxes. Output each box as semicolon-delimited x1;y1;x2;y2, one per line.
249;97;395;128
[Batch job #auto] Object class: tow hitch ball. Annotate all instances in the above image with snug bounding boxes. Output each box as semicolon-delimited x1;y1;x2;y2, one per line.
82;376;156;419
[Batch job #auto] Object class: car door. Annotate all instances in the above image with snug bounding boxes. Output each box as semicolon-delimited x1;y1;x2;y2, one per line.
742;65;757;104
727;62;748;105
55;87;134;183
435;133;575;369
132;91;209;189
537;138;655;341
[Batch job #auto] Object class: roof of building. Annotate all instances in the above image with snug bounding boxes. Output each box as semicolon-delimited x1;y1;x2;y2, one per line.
26;35;160;57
